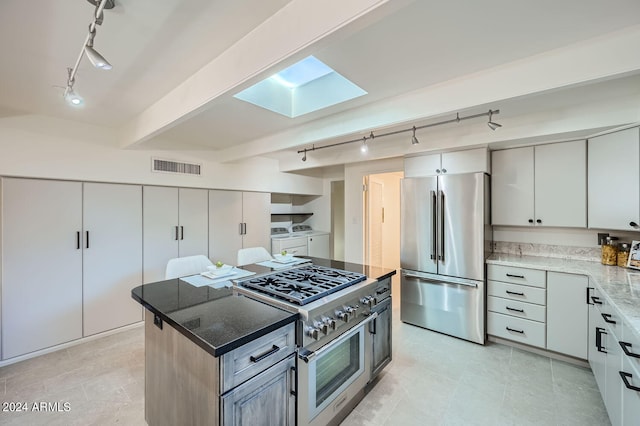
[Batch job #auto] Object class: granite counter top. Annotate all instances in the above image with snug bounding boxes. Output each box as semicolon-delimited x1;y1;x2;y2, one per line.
487;253;640;341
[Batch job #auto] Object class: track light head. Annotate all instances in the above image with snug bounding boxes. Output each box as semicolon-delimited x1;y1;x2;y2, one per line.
302;151;307;162
487;110;502;130
411;126;419;145
361;137;368;153
85;45;112;70
64;87;84;106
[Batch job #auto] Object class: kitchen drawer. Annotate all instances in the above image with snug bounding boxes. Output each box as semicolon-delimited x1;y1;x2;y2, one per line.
488;280;546;306
622;319;640;375
591;290;622;341
221;322;295;393
488;311;546;348
487;264;546;288
272;237;308;255
488;296;546;323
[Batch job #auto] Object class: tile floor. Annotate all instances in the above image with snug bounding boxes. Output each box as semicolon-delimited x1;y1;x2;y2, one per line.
0;287;610;426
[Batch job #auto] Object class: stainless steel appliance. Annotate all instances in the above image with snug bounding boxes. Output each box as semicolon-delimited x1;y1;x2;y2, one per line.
369;277;392;380
400;172;491;344
235;264;382;426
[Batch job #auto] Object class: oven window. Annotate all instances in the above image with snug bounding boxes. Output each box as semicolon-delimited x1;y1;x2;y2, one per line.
315;332;360;407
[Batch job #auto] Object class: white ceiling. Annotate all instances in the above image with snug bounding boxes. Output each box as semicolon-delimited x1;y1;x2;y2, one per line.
2;0;640;168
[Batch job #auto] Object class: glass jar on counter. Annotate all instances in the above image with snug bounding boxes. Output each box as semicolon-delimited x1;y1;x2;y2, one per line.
601;237;618;265
617;242;630;267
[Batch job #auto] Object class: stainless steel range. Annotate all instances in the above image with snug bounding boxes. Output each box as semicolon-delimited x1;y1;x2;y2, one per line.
235;263;383;426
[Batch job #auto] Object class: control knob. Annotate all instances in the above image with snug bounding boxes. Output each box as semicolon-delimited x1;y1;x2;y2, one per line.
306;327;320;340
336;310;350;323
315;321;329;335
324;317;337;330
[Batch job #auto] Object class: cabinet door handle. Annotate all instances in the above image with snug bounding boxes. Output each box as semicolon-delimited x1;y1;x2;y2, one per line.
506;327;524;334
630;221;639;228
536;219;542;224
601;313;617;324
506;273;525;278
586;287;593;305
591;296;603;305
506;306;524;313
596;327;607;353
619;371;640;392
430;190;437;260
369;317;377;335
289;366;296;396
528;219;534;224
85;231;89;249
239;223;243;235
506;290;525;296
76;231;81;250
249;345;280;363
174;226;179;240
619;341;640;359
180;226;184;240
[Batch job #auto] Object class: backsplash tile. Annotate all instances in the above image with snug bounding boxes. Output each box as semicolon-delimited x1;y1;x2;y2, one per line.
493;241;601;262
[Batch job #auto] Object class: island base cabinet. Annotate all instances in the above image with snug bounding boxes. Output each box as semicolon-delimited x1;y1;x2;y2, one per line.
221;355;295;426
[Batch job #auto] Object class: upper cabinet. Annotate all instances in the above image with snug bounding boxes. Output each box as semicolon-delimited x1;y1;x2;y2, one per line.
404;148;490;178
492;141;586;227
588;128;640;231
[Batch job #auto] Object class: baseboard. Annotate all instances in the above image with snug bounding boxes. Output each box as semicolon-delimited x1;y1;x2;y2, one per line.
0;321;144;367
488;335;589;368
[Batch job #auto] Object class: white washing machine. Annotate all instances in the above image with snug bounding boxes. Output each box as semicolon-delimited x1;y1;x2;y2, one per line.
270;225;331;258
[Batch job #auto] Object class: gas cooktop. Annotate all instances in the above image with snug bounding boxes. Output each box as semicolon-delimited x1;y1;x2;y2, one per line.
237;264;367;306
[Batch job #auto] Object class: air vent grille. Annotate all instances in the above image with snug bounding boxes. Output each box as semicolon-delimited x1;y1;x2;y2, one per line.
152;158;201;176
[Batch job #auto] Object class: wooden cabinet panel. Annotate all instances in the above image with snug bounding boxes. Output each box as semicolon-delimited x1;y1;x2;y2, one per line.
546;272;588;359
588;128;640;231
405;148;488;177
143;186;179;283
242;191;271;250
177;188;209;258
488;296;546;323
491;147;535;226
404;154;441;177
488;311;546;348
1;178;83;359
83;183;142;336
487;280;546;305
209;190;243;266
487;264;546;288
535;140;586;227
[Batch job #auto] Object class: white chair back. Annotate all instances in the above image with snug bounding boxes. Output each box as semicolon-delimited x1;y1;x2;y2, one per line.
237;247;273;266
165;255;213;279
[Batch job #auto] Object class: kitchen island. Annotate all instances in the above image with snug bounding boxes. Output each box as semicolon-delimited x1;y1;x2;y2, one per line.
131;257;396;426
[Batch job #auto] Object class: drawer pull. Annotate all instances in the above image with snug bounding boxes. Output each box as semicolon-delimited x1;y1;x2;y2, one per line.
596;327;607;353
506;290;525;296
620;341;640;359
249;345;280;363
506;327;524;334
591;296;603;305
601;313;617;325
506;306;524;313
619;371;640;392
506;273;525;279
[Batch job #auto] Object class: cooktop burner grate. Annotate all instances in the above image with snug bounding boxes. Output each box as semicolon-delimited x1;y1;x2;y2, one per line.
238;264;366;305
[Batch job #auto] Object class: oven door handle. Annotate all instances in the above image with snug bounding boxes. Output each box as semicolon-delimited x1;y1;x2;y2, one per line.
298;312;378;364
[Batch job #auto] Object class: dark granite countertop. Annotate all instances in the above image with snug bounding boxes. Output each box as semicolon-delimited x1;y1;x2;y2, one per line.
131;257;396;358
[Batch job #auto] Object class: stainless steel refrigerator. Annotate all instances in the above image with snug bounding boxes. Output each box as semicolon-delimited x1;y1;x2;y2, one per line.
400;172;491;344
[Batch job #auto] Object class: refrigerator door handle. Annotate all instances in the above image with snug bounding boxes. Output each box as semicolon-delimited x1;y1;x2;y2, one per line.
430;190;437;261
439;190;445;262
402;272;479;288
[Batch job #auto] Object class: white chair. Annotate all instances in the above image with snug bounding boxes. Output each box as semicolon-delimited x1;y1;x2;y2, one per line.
165;255;213;279
237;247;273;266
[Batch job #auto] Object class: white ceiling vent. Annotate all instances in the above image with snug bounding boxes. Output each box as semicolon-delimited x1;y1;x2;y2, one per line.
151;158;201;176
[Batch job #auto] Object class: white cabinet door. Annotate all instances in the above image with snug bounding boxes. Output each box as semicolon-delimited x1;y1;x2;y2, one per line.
621;355;640;426
143;186;179;283
588;128;640;231
589;301;608;396
442;148;489;175
210;190;243;266
535;141;587;227
605;326;623;426
404;154;441;177
547;272;588;359
491;147;535;226
308;234;330;258
242;191;271;250
83;183;143;336
178;188;208;257
1;178;83;359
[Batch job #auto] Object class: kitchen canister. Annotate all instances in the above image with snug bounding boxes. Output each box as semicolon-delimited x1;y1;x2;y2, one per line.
601;236;618;265
617;242;630;267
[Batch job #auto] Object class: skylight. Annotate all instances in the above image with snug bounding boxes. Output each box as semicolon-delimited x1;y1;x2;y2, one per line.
234;56;367;118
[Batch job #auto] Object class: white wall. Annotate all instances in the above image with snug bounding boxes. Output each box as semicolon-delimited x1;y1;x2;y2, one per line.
0;115;324;195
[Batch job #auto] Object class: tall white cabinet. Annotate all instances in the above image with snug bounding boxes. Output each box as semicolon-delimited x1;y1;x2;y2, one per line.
83;183;143;336
209;190;270;266
588;127;640;231
143;187;208;283
492;141;586;227
1;179;83;359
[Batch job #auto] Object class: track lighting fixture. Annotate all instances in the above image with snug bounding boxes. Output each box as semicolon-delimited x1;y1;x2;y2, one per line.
487;110;502;130
62;0;114;106
411;126;419;145
298;109;501;161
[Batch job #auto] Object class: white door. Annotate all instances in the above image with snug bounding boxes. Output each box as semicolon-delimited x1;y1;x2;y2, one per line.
367;177;384;267
535;141;587;227
546;272;588;359
209;190;243;266
242;191;271;250
83;183;143;336
491;147;535;226
143;186;179;283
588;128;640;230
1;178;83;359
178;188;209;257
